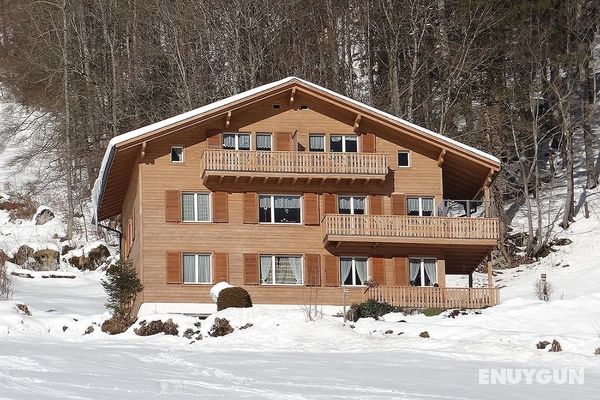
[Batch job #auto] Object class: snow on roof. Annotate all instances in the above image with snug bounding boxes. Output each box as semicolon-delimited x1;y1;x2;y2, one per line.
92;77;500;222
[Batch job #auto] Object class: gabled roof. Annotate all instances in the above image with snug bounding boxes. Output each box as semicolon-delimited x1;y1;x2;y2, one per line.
92;76;500;222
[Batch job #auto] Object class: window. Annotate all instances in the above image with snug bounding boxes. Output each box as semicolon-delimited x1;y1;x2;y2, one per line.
171;146;183;163
340;257;368;286
330;135;358;152
260;255;303;285
223;133;251;150
182;193;211;222
183;254;211;284
409;258;437;286
259;195;301;223
407;197;435;216
338;196;366;215
256;133;272;151
309;134;325;152
398;151;410;167
272;104;281;109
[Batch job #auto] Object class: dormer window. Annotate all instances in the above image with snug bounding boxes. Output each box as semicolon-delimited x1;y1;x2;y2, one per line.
170;146;183;163
223;133;251;150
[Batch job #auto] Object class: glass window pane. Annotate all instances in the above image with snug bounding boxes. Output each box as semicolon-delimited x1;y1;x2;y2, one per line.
259;195;272;223
256;134;272;151
355;258;368;285
196;194;211;221
409;259;422;286
274;256;299;284
238;134;251;150
338;197;351;214
273;196;301;223
330;135;343;152
182;193;195;221
171;147;183;162
183;254;196;283
353;197;366;214
309;135;325;152
345;136;358;152
422;198;434;216
407;198;420;216
223;133;236;149
260;256;273;284
398;152;409;167
340;258;353;285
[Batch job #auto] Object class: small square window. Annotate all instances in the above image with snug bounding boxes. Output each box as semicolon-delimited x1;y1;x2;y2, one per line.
171;146;183;163
300;105;308;110
398;151;410;167
272;104;281;109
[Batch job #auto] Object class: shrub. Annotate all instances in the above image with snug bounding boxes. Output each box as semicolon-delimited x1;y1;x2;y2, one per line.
209;317;234;337
217;286;252;311
0;261;12;300
134;319;179;336
347;299;400;322
101;259;143;319
422;307;444;317
534;278;552;301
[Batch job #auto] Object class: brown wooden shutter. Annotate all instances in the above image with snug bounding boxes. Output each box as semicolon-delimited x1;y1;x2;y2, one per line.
212;191;229;223
275;132;292;151
206;129;222;148
323;193;337;215
165;190;181;222
369;195;383;215
303;193;320;225
372;257;385;285
323;255;340;287
393;257;408;286
243;253;259;285
166;251;182;284
213;252;229;283
362;133;376;153
304;254;321;286
243;193;258;224
391;194;407;215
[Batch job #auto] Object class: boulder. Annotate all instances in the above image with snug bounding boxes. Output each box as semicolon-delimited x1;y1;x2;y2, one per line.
34;208;55;225
69;244;111;271
419;331;430;338
61;245;75;256
30;249;60;271
10;245;34;266
208;317;234;337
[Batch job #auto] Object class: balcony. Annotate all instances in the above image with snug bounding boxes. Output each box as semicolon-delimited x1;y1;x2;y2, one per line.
322;214;499;246
364;286;500;308
202;149;388;183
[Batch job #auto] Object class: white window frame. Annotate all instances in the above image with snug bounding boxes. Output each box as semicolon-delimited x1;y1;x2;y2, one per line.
407;197;435;216
222;132;251;150
397;150;411;168
260;254;304;285
170;146;184;163
338;195;367;215
256;132;273;151
409;257;437;287
182;253;212;284
330;134;358;152
340;257;369;287
258;194;303;224
182;192;212;222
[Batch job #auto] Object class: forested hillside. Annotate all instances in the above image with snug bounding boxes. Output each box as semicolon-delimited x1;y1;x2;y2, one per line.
0;0;599;267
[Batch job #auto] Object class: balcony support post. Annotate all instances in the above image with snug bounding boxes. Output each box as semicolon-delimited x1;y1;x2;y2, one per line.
468;271;473;288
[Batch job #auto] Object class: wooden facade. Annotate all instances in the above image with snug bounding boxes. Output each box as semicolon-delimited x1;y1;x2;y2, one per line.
95;77;501;313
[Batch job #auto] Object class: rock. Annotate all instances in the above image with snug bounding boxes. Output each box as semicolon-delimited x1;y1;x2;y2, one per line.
69;244;111;271
41;274;76;279
101;315;135;335
536;340;550;349
384;330;394;334
10;245;34;266
16;304;31;316
397;332;404;335
594;347;600;356
419;331;430;338
84;325;94;335
62;326;68;332
11;271;33;279
0;250;8;267
208;317;234;337
239;323;253;330
61;245;75;256
34;208;54;225
183;328;195;339
549;339;562;352
30;249;60;271
134;319;179;336
553;238;572;246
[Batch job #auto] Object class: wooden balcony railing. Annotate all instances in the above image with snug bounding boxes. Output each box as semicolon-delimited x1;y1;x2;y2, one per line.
364;286;500;308
202;149;388;177
323;214;499;242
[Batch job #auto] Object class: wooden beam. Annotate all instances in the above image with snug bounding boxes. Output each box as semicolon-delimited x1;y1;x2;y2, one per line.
437;148;446;167
225;111;232;128
353;114;362;133
289;87;296;105
140;141;147;158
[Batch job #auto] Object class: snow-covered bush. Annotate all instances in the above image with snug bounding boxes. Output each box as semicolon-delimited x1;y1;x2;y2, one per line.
534;278;553;301
216;287;252;311
0;262;12;300
347;299;401;322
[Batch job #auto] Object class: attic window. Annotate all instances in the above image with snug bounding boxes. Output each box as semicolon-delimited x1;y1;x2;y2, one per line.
300;105;308;110
398;151;410;167
171;146;184;163
272;104;281;109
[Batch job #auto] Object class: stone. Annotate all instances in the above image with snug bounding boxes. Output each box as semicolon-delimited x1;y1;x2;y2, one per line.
61;245;75;256
69;244;111;271
31;249;60;271
16;304;31;316
549;339;562;352
84;325;94;335
208;317;234;337
10;245;34;266
536;340;550;349
239;323;253;330
384;330;394;334
34;208;54;225
183;328;195;339
134;319;179;336
419;331;430;338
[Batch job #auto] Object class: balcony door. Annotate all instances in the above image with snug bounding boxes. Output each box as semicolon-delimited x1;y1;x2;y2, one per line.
409;258;437;286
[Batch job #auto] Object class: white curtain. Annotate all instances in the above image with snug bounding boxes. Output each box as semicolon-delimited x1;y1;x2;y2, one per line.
338;197;351;213
354;197;365;213
330;136;342;142
409;259;421;284
289;257;303;284
182;193;195;221
238;134;251;149
424;259;437;285
197;255;211;283
183;254;196;283
356;259;368;284
260;256;272;284
223;133;235;148
197;194;210;221
259;195;271;209
341;258;353;284
422;198;434;216
256;134;271;150
309;135;324;151
274;195;300;209
408;198;420;214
